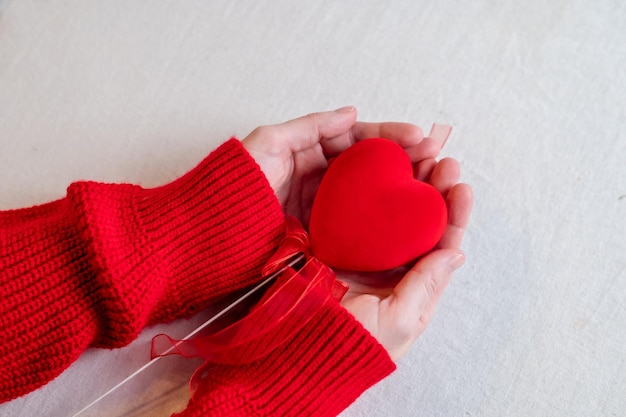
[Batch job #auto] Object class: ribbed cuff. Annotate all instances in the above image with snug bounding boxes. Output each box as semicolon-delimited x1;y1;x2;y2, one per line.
65;138;284;346
0;138;286;402
133;139;286;322
176;301;396;417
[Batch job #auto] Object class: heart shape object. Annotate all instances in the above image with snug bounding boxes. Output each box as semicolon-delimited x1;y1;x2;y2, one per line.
309;138;448;272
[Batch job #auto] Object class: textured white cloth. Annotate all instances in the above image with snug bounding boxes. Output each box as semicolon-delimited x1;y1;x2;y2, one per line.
1;1;624;416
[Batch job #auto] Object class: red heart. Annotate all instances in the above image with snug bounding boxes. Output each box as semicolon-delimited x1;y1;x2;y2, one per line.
309;138;448;272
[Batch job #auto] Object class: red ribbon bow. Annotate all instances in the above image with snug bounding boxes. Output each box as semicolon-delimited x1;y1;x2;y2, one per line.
151;216;348;393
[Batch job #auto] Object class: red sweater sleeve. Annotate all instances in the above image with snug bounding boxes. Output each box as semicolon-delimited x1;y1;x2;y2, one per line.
174;298;396;417
0;139;285;403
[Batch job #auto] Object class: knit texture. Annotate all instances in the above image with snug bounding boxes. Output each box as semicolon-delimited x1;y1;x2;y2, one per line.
174;298;396;417
0;139;285;403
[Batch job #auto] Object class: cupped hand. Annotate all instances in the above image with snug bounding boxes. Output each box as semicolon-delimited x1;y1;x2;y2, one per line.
339;166;473;361
242;107;440;226
242;107;473;362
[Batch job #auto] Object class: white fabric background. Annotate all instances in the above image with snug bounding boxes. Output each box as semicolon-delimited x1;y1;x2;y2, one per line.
1;1;625;416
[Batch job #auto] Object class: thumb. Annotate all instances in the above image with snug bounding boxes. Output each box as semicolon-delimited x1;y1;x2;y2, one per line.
389;249;465;320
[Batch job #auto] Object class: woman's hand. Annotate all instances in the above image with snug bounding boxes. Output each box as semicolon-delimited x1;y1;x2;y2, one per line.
242;107;438;226
242;107;473;361
339;167;473;361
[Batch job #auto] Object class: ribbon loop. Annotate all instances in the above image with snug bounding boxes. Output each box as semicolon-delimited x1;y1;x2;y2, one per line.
262;216;310;277
151;216;348;367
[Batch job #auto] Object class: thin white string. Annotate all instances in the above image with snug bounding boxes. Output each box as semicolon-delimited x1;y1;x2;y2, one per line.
71;254;304;417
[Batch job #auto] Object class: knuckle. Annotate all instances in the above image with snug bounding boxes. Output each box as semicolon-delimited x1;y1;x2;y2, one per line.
248;125;283;152
250;125;273;139
302;113;322;138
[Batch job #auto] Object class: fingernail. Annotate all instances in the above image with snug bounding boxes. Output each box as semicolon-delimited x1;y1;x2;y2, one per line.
448;251;465;270
428;124;452;148
334;106;356;113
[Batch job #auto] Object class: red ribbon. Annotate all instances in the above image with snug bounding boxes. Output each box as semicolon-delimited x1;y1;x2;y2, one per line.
151;216;348;389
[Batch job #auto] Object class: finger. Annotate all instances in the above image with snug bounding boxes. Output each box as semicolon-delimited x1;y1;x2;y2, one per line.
319;130;357;157
351;122;424;148
254;107;358;154
428;157;461;196
351;121;442;163
426;124;453;148
414;276;450;333
437;183;473;250
388;249;465;321
412;158;437;182
404;138;441;163
323;121;424;159
411;259;456;336
322;130;437;161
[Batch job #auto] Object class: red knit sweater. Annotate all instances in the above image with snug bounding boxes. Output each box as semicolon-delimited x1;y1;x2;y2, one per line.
0;139;395;415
